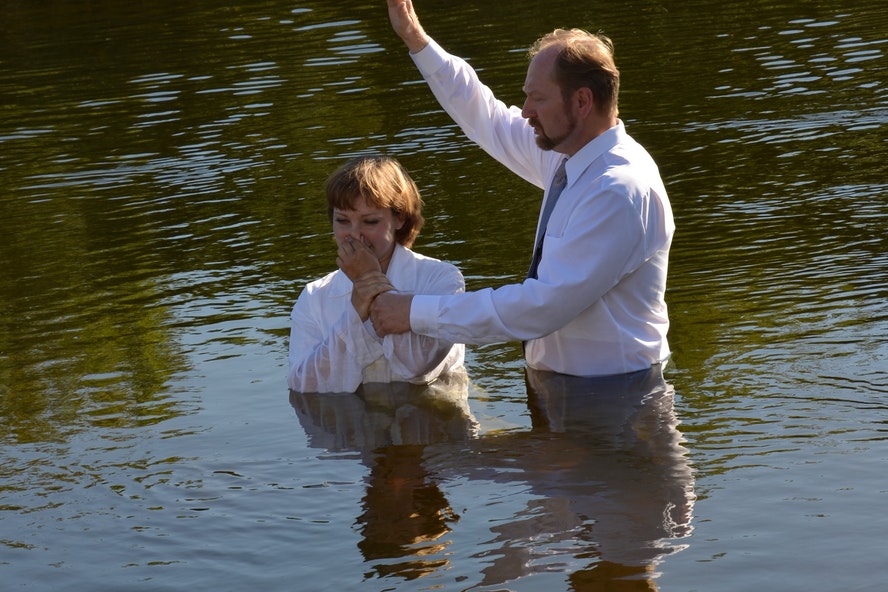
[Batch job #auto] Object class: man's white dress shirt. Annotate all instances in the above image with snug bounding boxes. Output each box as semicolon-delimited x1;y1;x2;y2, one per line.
407;39;675;377
288;243;465;393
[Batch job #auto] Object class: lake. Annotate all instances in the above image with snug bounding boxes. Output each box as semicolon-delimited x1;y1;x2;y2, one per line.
1;0;886;590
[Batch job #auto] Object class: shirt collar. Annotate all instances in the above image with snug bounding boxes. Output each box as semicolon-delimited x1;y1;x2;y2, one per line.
563;119;625;182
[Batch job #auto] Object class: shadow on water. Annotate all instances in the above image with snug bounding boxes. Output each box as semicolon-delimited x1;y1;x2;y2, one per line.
291;367;694;591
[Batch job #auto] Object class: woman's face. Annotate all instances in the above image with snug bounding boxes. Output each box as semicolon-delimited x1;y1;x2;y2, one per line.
332;197;404;268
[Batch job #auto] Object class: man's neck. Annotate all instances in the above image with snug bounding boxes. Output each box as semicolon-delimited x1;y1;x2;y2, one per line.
561;116;619;156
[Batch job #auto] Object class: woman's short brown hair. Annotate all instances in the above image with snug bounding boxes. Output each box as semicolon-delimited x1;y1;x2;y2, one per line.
325;155;425;248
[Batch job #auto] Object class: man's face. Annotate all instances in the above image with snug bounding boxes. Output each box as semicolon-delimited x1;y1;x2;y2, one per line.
521;48;578;152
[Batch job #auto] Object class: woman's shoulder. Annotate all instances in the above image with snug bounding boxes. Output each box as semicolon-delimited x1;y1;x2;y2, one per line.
302;268;350;296
391;245;464;294
396;245;461;274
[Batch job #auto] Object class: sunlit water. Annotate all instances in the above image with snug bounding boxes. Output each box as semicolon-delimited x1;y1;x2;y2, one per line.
1;1;886;590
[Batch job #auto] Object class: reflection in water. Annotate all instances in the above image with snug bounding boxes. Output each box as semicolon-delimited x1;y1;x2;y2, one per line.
292;367;694;590
290;372;478;580
445;367;695;591
517;367;695;590
358;445;456;580
290;371;479;456
471;369;695;591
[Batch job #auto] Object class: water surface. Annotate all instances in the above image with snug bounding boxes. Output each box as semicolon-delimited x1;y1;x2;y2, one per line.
1;0;886;590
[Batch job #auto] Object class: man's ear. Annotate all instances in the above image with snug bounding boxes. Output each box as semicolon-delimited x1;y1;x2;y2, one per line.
575;87;595;118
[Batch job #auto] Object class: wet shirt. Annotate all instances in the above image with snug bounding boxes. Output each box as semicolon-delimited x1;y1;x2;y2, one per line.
288;244;465;393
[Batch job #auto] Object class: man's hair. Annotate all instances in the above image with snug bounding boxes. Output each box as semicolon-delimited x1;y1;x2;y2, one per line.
529;29;620;118
325;155;425;248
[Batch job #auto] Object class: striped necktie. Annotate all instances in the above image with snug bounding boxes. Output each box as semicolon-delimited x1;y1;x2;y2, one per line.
527;158;567;279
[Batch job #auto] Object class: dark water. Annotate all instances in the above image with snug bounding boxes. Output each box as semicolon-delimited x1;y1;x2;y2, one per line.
1;1;886;590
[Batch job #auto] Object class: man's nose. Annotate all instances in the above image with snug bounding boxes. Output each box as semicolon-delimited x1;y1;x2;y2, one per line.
521;98;533;119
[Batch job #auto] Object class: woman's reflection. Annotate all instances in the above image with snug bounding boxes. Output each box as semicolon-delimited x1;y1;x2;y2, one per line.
290;371;478;580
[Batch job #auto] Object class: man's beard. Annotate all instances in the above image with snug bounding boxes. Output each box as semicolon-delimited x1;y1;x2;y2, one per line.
530;113;577;151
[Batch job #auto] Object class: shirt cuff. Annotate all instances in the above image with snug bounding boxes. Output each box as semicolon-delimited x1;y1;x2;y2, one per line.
410;38;447;74
409;294;441;336
362;318;383;343
346;306;382;365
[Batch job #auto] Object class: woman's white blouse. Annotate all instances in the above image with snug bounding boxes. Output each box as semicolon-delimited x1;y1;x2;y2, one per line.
288;244;465;393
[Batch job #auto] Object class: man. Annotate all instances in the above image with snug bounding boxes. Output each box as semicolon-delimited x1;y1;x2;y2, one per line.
372;0;675;377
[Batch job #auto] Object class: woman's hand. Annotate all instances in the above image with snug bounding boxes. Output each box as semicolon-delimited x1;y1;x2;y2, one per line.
337;236;380;282
338;237;394;321
351;271;395;321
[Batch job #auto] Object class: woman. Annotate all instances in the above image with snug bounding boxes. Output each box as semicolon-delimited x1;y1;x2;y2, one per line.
288;155;465;393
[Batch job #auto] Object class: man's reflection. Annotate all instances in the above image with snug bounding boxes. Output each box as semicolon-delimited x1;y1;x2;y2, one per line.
466;366;695;591
289;371;478;580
